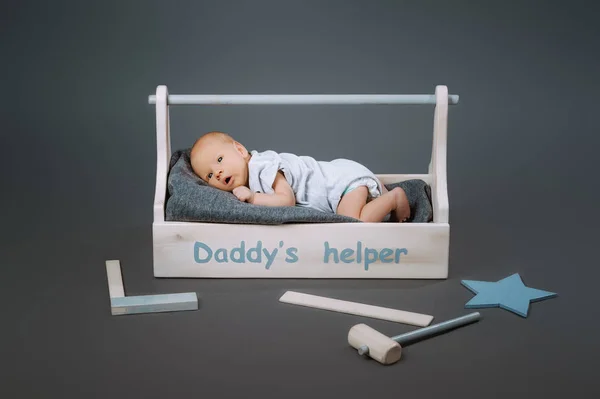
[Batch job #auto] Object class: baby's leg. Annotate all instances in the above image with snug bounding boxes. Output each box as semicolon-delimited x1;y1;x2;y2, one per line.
391;187;411;222
337;186;410;222
378;180;411;222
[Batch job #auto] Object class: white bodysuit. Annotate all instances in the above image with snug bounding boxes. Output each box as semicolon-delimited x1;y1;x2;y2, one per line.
247;150;383;213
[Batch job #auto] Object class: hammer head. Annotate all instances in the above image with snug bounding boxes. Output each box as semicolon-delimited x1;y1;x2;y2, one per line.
348;323;402;365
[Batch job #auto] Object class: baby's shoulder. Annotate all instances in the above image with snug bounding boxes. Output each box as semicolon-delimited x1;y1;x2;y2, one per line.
250;149;279;158
248;150;286;171
250;149;303;162
249;149;281;164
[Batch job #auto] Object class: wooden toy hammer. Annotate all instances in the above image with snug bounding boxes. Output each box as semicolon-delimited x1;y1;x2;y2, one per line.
348;312;481;365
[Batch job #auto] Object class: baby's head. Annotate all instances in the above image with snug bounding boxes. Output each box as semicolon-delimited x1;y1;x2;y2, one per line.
190;131;251;191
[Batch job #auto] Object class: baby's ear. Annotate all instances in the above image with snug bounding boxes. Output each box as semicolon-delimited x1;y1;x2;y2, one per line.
233;141;248;156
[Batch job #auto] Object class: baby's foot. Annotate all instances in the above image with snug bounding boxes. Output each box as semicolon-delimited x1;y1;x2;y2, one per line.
393;187;411;222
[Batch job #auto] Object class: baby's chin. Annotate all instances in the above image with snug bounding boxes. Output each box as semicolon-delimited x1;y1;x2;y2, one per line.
219;183;241;192
229;183;244;191
207;181;246;192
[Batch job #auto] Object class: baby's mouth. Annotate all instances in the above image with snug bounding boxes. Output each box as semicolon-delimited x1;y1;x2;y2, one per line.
225;176;232;185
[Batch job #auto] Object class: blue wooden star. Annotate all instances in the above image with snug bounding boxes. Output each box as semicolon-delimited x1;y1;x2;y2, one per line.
461;273;557;317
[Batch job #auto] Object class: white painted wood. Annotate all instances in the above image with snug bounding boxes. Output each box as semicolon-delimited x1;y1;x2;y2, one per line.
105;260;125;298
149;85;455;279
153;85;170;223
431;85;449;223
105;259;198;316
279;291;433;327
110;293;198;316
348;323;402;365
148;93;460;105
152;221;449;279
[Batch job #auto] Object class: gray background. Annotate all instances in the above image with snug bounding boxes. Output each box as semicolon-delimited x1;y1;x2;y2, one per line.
2;0;599;397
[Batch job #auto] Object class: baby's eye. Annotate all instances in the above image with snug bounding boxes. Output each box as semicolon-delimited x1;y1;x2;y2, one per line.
208;173;213;179
218;156;222;162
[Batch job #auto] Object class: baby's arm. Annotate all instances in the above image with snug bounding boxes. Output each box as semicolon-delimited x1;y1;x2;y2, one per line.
234;171;296;207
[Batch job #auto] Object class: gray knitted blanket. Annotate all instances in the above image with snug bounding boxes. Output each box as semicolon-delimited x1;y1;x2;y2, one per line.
165;149;433;224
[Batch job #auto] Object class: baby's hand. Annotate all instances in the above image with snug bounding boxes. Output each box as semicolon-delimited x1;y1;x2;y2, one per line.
233;186;254;203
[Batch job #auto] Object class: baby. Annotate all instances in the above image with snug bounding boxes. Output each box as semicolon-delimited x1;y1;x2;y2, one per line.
189;131;414;223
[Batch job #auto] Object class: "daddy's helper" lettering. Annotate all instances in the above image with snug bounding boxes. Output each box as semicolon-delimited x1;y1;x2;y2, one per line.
322;241;407;270
193;240;407;270
193;240;298;270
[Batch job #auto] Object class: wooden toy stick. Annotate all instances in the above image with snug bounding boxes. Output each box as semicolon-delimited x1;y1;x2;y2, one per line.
348;312;481;365
279;291;433;327
106;260;125;298
105;260;198;316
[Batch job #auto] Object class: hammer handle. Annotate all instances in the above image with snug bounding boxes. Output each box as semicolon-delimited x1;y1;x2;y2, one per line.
392;312;481;345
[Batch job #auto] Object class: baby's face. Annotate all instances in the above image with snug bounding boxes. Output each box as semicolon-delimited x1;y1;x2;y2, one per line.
191;138;250;191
